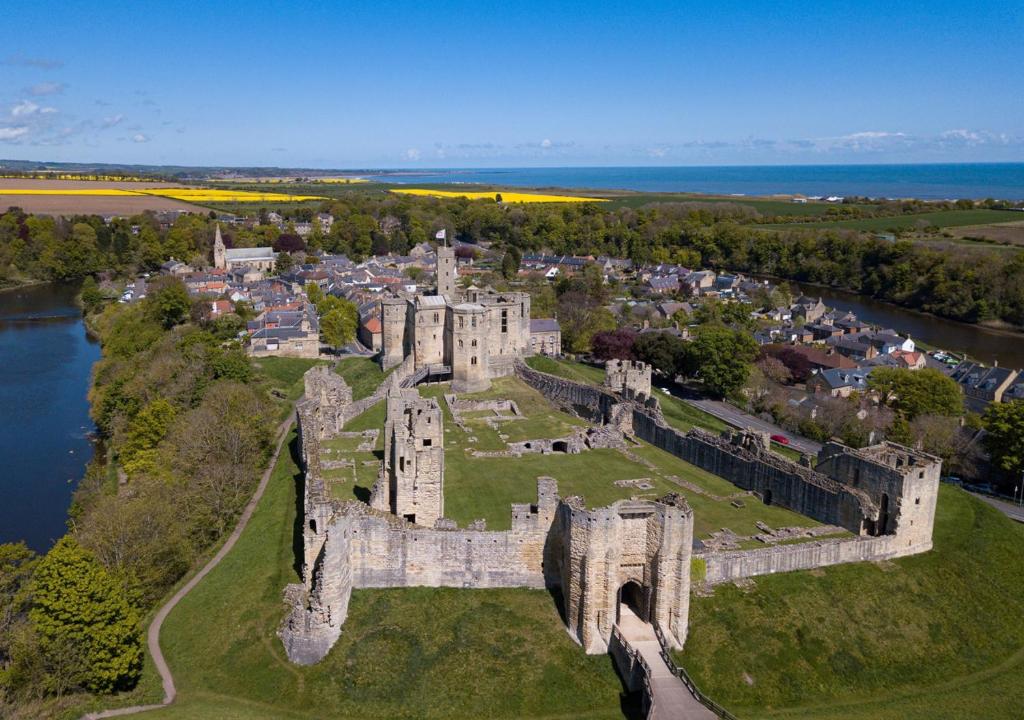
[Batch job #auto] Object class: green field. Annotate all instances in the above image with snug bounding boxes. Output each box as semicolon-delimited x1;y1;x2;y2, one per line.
677;485;1024;720
146;429;634;720
758;208;1023;232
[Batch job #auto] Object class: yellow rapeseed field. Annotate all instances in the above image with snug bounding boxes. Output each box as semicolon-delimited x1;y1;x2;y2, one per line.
142;188;326;202
390;188;607;203
0;187;325;202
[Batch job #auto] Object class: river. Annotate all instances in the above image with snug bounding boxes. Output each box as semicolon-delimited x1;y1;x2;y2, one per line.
787;282;1024;368
0;283;100;551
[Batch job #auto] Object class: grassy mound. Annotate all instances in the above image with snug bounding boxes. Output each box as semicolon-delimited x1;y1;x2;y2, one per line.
149;429;633;720
677;485;1024;719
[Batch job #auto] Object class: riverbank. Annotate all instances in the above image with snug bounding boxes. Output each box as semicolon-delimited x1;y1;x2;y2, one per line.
752;274;1024;367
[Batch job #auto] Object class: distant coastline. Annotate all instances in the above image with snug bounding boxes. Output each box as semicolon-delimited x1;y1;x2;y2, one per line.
363;163;1024;201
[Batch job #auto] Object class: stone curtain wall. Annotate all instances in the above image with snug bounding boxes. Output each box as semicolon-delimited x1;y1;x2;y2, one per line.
516;362;617;424
702;534;906;585
630;411;875;534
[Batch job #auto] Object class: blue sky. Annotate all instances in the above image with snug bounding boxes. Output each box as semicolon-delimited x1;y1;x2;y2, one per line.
1;0;1022;168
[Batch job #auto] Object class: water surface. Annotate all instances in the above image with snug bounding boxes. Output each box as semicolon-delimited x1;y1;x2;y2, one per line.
0;283;99;551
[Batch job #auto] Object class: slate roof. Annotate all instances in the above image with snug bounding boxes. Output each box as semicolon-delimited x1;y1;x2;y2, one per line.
530;318;560;333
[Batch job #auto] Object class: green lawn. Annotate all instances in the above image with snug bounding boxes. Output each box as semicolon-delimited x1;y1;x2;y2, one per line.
526;354;607;385
676;485;1024;720
147;429;633;720
253;356;326;401
335;355;392;400
757;208;1023;232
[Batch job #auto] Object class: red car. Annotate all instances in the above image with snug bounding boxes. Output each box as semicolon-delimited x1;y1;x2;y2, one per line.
770;434;790;445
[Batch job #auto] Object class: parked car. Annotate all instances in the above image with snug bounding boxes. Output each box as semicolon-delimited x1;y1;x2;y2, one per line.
770;434;790;445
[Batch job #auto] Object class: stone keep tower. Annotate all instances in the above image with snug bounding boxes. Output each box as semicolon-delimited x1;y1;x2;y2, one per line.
213;224;226;270
604;360;652;400
382;386;445;526
450;302;490;392
380;296;408;369
436;243;456;297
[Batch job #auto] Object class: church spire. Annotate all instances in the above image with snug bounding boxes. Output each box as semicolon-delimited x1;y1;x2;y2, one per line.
213;223;226;270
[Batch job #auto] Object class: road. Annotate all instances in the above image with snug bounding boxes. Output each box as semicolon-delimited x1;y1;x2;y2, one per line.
972;493;1024;524
677;394;823;456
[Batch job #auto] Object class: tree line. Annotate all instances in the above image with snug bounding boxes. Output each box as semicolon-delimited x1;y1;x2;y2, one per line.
0;279;280;717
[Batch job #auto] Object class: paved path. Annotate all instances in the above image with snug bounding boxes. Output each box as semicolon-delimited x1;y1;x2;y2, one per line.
677;394;822;456
83;411;297;720
618;610;717;720
972;493;1024;524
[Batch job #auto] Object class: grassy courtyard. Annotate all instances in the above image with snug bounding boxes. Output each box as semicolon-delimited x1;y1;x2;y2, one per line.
323;376;819;537
676;485;1024;720
147;430;633;720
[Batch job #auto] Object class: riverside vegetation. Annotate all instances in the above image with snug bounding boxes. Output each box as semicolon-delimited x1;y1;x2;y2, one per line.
0;277;318;718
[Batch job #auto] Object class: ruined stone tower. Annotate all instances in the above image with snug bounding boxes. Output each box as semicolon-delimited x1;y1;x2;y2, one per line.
436;243;456;297
380;295;407;370
450;302;490;392
378;386;445;526
604;359;652;400
302;365;353;437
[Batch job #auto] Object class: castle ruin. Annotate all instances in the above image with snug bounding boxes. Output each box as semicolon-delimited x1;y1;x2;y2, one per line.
381;245;532;392
280;358;941;669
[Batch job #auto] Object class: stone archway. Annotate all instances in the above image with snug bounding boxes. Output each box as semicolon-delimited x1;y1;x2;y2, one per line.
617;580;648;624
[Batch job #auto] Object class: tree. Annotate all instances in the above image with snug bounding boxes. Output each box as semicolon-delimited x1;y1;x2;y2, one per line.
305;281;324;307
686;326;758;398
557;291;615;354
868;367;962;419
592;328;638;360
120;398;177;477
320;303;358;349
634;331;689;378
80;275;105;314
982;400;1024;479
275;251;295;274
144;276;191;328
29;538;142;694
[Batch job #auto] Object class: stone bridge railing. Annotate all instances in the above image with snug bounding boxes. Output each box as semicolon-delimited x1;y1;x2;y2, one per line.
653;624;739;720
610;624;656;720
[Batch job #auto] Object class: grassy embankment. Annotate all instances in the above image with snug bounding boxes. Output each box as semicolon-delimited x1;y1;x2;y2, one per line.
677;485;1024;720
145;428;635;720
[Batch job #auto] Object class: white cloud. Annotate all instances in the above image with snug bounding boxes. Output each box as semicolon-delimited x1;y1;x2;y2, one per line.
11;100;39;117
540;138;552;148
29;82;65;96
101;114;124;128
132;133;150;143
0;126;30;141
404;148;421;161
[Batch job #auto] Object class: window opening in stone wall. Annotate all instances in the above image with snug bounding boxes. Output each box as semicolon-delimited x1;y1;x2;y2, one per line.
501;309;508;333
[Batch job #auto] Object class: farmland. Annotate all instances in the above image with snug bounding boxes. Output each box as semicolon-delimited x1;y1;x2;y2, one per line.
390;188;608;203
0;178;324;215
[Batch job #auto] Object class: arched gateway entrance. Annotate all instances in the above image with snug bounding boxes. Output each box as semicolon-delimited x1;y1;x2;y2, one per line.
616;580;649;624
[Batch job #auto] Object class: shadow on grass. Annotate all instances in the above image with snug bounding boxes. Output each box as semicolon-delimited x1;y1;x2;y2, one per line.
352;485;371;503
289;434;305;581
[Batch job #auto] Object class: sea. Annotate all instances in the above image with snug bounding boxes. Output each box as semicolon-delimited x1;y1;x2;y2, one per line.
364;163;1024;201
